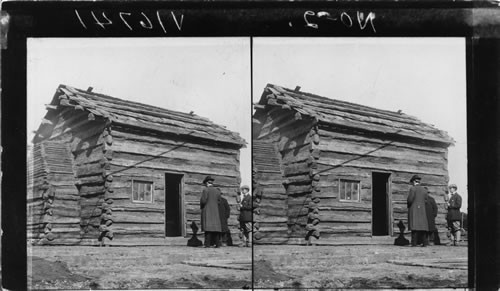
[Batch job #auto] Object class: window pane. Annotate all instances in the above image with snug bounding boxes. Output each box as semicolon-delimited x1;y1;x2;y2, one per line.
339;180;360;202
353;182;359;201
340;181;345;200
347;182;352;200
145;183;151;202
132;181;154;202
133;182;138;201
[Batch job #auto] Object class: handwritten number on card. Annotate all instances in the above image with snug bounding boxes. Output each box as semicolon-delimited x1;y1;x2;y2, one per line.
139;12;153;29
302;10;376;33
157;11;167;34
75;10;183;34
119;12;133;31
357;12;376;33
340;12;353;28
304;11;319;29
171;11;184;31
91;11;113;29
75;10;87;29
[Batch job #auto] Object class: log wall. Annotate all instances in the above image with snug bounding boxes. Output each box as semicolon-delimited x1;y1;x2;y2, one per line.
105;125;243;243
27;139;82;245
314;124;450;241
253;109;318;244
253;140;289;245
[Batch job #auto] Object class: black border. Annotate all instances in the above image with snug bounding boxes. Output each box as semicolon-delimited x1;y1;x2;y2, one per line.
2;1;499;290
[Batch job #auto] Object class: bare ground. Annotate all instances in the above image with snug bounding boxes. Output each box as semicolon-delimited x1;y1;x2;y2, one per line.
28;243;467;290
254;244;468;289
28;245;251;290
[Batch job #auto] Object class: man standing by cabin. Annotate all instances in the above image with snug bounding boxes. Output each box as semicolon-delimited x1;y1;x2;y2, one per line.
200;176;222;248
407;175;429;247
445;184;462;246
239;185;252;247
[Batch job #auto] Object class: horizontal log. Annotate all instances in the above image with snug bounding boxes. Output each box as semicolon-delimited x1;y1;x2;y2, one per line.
286;184;313;195
314;110;451;145
256;192;287;200
317;127;447;154
319;211;371;223
112;129;241;155
318;201;372;211
254;216;288;224
317;135;446;165
109;158;239;178
79;185;106;196
106;223;164;234
112;139;238;165
111;210;164;224
259;208;287;217
316;151;447;176
282;174;311;185
74;162;104;178
112;115;242;147
391;172;449;186
282;161;313;177
83;98;242;144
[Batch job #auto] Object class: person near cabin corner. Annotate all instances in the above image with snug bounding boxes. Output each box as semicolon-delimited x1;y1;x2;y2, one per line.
218;195;232;247
407;175;430;247
200;175;222;248
425;194;440;245
446;184;462;246
239;185;252;247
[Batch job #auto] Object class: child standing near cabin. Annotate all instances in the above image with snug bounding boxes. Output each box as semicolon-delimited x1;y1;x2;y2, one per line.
238;185;252;247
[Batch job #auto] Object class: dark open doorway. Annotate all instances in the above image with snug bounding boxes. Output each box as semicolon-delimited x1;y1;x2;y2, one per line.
372;172;392;236
165;173;184;237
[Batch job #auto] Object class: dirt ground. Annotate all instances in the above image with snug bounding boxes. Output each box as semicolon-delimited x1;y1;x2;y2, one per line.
254;244;468;289
28;243;467;290
28;245;251;290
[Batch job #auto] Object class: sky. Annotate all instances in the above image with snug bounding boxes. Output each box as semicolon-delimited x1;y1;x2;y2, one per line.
27;38;251;189
28;37;468;212
253;37;468;211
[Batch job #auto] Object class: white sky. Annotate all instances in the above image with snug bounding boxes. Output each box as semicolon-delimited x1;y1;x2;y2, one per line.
253;37;468;211
27;37;468;212
27;38;251;189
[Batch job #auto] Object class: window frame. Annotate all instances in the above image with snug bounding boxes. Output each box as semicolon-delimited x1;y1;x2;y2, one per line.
338;179;361;202
131;180;154;204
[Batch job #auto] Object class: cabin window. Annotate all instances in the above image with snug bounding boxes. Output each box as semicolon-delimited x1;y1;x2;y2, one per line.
339;180;360;202
132;180;154;203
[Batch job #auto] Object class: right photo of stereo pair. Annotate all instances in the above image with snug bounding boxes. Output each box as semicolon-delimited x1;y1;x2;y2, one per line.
251;37;467;289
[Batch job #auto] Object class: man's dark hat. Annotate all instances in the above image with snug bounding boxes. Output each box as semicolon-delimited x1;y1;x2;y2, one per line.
409;175;422;183
203;176;214;184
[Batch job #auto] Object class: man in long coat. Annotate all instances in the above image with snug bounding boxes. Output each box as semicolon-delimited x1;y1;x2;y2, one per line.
200;176;222;248
407;175;429;247
446;184;462;246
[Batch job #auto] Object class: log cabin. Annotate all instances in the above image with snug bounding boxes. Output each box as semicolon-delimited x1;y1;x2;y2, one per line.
252;84;454;245
27;84;246;246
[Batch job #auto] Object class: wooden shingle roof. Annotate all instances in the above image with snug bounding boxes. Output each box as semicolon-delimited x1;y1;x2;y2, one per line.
36;84;246;147
257;84;454;145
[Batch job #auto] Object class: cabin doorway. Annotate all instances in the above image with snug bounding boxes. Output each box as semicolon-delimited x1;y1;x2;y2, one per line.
372;172;392;236
165;173;184;237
